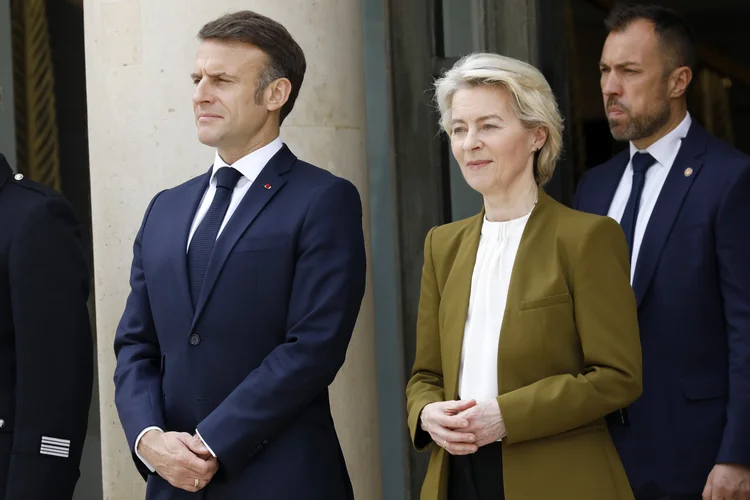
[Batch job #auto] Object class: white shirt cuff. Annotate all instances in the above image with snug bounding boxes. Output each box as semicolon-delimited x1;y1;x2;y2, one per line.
195;428;217;458
134;426;163;473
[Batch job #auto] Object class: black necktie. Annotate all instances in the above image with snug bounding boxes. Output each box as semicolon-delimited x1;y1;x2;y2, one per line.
187;166;242;307
620;152;656;259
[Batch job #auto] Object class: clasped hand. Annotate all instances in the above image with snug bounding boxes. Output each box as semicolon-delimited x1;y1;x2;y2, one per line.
420;399;506;455
138;430;219;492
703;463;750;500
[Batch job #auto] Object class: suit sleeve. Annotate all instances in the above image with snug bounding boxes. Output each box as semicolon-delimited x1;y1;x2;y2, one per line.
196;178;367;471
498;217;643;444
405;227;445;451
113;193;166;478
714;166;750;466
6;197;94;500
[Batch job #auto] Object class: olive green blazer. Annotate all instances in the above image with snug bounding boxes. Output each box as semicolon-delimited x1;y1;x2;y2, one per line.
406;189;642;500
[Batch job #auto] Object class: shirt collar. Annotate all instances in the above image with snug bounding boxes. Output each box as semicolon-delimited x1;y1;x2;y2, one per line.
210;136;284;185
629;112;692;170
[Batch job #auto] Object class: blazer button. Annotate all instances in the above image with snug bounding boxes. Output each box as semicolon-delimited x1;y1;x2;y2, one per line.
0;419;5;428
189;333;201;346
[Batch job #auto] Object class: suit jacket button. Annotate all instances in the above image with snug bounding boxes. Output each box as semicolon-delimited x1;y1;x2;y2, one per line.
189;333;201;346
0;419;5;428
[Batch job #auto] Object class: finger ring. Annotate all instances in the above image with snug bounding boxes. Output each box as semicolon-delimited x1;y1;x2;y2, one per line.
194;478;199;488
443;440;448;449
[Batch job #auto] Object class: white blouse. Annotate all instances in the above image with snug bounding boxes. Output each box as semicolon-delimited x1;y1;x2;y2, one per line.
458;210;532;402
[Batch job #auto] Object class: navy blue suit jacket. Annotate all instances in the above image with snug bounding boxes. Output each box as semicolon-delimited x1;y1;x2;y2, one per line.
113;145;366;500
0;156;93;500
574;122;750;493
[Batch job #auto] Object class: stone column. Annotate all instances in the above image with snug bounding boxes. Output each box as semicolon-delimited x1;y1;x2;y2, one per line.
0;0;16;171
83;1;381;498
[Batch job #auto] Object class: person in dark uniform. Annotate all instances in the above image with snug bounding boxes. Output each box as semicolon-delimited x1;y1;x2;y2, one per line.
0;153;94;500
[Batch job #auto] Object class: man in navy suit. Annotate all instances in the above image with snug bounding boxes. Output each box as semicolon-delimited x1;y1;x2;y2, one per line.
574;5;750;500
113;11;366;499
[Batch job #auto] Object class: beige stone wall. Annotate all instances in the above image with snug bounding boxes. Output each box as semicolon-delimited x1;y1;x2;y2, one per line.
83;1;381;498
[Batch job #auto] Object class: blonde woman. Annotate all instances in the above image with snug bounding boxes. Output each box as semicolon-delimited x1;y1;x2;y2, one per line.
405;53;642;500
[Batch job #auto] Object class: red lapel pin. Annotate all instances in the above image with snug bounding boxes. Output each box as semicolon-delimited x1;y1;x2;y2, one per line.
264;184;272;189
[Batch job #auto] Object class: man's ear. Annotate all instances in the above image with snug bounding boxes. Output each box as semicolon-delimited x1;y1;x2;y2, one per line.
669;66;692;99
265;78;292;113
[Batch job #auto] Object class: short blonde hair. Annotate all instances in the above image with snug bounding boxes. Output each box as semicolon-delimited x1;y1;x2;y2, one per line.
434;53;564;186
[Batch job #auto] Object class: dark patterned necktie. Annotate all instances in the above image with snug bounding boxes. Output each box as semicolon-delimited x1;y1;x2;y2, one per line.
620;152;656;260
187;166;242;307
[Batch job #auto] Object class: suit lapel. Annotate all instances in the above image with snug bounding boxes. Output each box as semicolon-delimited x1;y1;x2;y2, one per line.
590;151;629;216
172;169;212;318
191;146;295;327
632;123;707;307
0;156;11;192
442;213;482;399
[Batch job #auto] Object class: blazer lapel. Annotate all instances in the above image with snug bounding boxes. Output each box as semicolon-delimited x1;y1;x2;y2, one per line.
497;189;551;344
502;187;551;279
442;188;552;398
632;123;707;307
191;146;296;327
442;213;482;400
172;169;212;318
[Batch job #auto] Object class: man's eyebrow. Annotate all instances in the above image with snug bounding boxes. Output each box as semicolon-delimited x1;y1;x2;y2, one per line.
190;71;232;80
600;61;641;69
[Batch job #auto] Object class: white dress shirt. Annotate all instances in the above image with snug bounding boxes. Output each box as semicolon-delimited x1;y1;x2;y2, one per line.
135;137;283;472
187;137;284;250
607;112;692;283
458;210;531;402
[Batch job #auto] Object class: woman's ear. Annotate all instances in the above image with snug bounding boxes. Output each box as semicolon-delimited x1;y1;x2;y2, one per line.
532;126;548;152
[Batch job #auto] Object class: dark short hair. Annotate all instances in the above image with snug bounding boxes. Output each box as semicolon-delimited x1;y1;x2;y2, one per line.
198;11;306;124
605;3;696;73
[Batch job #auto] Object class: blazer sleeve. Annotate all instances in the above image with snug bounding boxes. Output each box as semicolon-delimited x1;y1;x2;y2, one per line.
714;166;750;466
112;192;166;478
405;227;445;451
6;197;93;500
498;216;643;444
195;178;367;472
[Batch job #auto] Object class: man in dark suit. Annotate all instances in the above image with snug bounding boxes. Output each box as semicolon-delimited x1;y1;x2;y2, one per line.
574;5;750;500
113;10;366;500
0;153;94;500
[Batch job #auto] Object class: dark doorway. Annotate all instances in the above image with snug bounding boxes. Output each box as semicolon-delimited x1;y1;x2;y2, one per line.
9;1;101;498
